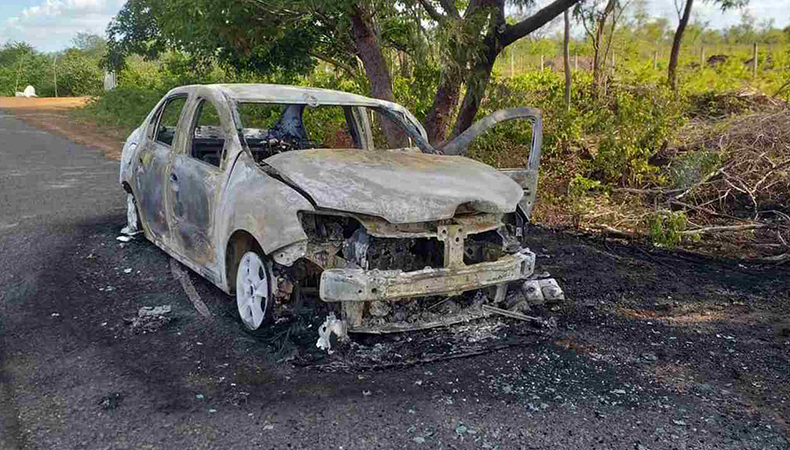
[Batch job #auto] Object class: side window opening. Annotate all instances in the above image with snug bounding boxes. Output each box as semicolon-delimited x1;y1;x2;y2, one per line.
154;96;187;146
191;99;225;167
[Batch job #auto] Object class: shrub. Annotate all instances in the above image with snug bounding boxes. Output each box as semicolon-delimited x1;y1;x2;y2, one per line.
647;210;695;247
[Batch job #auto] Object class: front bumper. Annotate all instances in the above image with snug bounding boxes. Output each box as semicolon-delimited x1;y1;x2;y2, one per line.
319;249;535;302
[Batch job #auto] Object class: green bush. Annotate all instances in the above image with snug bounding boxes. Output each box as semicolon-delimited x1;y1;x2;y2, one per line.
54;50;104;96
647;211;695;247
465;70;685;186
82;85;164;131
588;86;685;185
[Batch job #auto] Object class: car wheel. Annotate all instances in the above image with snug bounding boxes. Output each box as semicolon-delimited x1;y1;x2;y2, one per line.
235;251;273;331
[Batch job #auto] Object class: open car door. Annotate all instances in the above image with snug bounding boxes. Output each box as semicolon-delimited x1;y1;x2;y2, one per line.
438;108;543;221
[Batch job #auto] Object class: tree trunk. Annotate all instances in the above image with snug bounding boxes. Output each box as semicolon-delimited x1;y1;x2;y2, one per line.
563;9;571;111
439;0;582;145
592;0;615;96
668;0;694;90
424;69;462;145
349;4;407;148
450;57;496;144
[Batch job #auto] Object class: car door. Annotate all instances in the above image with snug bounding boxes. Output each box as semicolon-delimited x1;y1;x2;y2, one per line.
165;95;226;268
134;94;188;242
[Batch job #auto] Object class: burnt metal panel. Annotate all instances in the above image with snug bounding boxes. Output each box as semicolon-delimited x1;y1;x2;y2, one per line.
264;149;524;224
214;154;315;291
168;154;219;266
134;143;171;240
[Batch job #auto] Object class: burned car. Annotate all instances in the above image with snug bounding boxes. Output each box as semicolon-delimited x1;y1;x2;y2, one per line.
119;84;543;333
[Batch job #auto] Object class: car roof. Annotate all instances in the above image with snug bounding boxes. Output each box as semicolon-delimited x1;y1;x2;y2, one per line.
172;83;389;107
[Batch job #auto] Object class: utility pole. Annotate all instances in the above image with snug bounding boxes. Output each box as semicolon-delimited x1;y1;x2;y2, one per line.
563;9;571;111
15;57;23;93
53;55;58;98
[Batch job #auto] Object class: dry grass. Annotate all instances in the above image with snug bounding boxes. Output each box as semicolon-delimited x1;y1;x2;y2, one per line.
0;96;89;110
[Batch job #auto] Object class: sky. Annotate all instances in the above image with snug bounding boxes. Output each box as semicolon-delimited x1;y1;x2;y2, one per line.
1;0;789;53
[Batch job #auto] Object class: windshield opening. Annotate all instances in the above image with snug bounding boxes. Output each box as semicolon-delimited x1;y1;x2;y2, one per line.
236;102;422;162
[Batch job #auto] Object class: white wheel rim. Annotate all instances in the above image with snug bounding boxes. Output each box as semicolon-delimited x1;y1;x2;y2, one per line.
236;252;269;330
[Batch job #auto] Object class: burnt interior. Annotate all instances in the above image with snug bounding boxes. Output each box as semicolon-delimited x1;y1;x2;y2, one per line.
241;104;363;161
366;236;443;271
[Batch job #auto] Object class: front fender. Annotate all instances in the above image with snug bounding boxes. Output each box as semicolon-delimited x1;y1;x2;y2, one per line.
216;154;314;289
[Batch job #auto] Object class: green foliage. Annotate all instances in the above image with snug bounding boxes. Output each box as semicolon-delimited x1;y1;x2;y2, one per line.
588;86;685;185
54;49;104;96
647;211;692;247
466;69;684;187
568;174;607;228
0;37;107;97
392;63;441;121
82;85;164;131
103;0;320;76
72;33;107;58
667;150;722;190
0;43;52;96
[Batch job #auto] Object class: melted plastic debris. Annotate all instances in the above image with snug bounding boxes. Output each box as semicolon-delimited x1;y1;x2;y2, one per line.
316;312;349;353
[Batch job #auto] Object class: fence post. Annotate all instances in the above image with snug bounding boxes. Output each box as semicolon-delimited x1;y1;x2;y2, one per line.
510;51;514;77
700;46;705;71
752;43;758;77
574;53;578;72
653;51;658;70
540;54;544;71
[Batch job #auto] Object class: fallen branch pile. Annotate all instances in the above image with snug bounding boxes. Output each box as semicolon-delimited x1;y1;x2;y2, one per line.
673;107;790;220
609;103;790;262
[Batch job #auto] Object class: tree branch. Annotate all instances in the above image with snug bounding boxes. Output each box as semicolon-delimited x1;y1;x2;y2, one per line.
679;224;769;235
416;0;446;23
307;51;360;80
502;0;581;47
438;0;460;19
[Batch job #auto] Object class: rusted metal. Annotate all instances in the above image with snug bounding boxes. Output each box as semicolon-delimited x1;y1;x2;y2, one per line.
437;225;467;268
319;249;535;302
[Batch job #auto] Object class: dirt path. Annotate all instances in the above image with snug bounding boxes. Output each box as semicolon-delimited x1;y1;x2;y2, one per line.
0;97;125;160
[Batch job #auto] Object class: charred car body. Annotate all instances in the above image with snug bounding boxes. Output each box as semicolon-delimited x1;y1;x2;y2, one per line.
119;84;542;332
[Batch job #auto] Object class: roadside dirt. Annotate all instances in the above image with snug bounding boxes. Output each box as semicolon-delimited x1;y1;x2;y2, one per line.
0;96;124;160
1;109;788;448
65;220;790;449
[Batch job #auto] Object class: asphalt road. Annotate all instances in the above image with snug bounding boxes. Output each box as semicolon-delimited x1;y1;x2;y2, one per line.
1;110;788;450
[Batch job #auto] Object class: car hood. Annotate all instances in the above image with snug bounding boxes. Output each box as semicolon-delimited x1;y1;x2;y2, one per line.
264;149;524;224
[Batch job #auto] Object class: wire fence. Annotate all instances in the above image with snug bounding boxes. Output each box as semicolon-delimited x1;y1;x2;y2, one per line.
494;43;787;77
